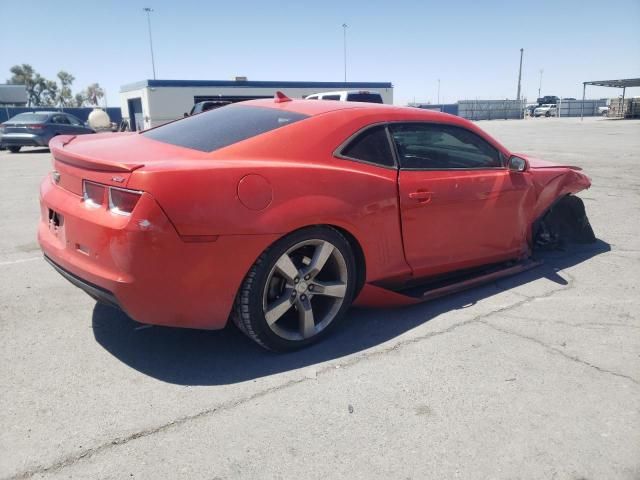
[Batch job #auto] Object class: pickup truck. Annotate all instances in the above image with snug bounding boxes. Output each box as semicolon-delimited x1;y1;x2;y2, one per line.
533;104;557;117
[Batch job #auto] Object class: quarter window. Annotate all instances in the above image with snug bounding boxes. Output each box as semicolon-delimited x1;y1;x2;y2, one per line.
389;123;502;169
340;125;395;167
143;105;309;153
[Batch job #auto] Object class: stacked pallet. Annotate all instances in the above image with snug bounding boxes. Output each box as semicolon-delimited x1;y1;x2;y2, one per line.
608;98;640;118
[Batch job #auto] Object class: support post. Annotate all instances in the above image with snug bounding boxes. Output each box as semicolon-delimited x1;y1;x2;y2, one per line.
621;86;626;118
581;83;586;121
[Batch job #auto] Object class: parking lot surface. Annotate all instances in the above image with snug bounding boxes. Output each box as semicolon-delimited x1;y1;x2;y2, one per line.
1;117;639;479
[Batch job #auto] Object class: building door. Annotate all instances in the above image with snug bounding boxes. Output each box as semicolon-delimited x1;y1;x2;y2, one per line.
127;98;143;131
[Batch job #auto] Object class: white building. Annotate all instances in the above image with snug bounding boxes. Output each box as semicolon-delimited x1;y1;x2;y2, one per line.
119;79;394;130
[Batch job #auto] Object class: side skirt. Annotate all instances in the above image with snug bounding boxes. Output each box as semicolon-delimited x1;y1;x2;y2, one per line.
353;258;542;307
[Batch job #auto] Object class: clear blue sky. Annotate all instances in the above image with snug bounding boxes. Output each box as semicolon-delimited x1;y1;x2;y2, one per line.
2;0;639;106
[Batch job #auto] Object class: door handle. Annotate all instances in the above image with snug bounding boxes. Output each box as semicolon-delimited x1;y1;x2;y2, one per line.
408;190;433;203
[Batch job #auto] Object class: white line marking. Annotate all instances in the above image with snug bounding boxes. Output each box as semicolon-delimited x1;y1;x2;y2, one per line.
0;256;42;266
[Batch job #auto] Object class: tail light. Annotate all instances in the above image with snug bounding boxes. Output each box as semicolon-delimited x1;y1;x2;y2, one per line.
82;181;142;215
0;123;5;133
108;187;142;216
83;181;106;207
28;124;45;130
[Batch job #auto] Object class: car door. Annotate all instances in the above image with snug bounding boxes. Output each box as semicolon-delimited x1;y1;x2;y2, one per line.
391;122;535;278
50;114;73;135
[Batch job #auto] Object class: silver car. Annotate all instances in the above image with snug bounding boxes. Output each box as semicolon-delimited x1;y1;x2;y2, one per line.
0;112;95;153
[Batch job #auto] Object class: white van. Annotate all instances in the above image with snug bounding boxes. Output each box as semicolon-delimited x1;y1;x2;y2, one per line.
305;90;383;104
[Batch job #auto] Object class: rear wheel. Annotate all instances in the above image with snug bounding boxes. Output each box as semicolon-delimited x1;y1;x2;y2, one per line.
8;146;21;153
233;227;356;351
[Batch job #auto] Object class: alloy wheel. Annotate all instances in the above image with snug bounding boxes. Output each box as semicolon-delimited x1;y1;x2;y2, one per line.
262;239;348;341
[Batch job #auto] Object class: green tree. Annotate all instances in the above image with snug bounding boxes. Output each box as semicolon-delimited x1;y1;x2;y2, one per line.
85;83;105;106
7;64;36;107
40;80;59;107
56;71;75;107
30;74;49;106
73;93;87;107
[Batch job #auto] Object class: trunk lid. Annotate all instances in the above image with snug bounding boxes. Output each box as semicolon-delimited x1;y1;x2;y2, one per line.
49;132;207;195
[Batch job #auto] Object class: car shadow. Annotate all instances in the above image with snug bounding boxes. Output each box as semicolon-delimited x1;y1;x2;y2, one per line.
12;148;50;154
92;240;610;385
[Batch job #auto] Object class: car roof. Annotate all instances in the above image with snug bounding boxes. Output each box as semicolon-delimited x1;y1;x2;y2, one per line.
239;98;449;120
310;90;381;96
14;111;57;115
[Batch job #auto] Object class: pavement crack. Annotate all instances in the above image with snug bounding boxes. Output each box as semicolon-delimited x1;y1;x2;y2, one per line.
479;320;640;386
4;265;581;480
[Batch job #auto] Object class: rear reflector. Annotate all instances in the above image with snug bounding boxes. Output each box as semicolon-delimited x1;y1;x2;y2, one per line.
109;187;142;216
83;181;106;207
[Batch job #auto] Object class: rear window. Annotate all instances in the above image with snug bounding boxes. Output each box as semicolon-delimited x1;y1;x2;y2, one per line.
143;105;309;152
8;113;50;123
346;93;383;104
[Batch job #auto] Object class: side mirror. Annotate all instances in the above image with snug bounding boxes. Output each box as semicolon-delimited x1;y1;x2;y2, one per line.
508;155;528;172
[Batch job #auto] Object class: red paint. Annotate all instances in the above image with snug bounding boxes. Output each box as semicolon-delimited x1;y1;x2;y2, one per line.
39;100;592;327
237;174;273;211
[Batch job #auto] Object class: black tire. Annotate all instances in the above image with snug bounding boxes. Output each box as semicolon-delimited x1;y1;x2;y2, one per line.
233;226;357;352
545;111;551;117
8;146;21;153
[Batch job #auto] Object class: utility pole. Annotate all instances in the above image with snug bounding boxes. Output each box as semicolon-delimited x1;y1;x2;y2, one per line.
437;78;441;104
516;48;523;101
143;8;157;80
538;69;543;100
342;24;348;83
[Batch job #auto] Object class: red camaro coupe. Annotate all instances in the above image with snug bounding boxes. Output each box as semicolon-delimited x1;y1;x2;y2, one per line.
38;93;595;351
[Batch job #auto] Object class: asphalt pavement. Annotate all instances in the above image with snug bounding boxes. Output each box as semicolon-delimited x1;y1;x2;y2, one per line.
1;117;638;479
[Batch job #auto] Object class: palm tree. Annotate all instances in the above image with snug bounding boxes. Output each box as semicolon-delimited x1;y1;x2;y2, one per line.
85;83;105;106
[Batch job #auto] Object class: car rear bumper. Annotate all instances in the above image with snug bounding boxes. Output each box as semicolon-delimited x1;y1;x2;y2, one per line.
1;133;50;147
44;255;121;309
38;175;280;329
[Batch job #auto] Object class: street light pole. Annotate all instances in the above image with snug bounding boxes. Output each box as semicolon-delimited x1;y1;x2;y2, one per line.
516;48;523;101
538;68;543;99
437;78;440;105
143;7;157;80
342;23;348;83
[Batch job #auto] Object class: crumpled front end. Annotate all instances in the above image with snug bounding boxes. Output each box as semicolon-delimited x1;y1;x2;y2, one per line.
518;154;596;249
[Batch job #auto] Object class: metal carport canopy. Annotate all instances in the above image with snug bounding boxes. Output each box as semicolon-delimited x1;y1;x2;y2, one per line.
583;78;640;88
581;77;640;119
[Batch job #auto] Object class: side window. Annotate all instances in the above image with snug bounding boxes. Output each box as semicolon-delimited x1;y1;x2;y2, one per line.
322;95;341;101
52;115;70;124
389;123;502;169
67;115;83;126
340;125;395;168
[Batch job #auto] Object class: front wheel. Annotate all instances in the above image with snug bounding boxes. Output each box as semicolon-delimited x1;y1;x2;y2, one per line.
233;227;357;351
8;146;21;153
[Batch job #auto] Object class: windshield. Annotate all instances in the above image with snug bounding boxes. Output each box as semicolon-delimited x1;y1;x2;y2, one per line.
143;105;309;153
8;113;50;123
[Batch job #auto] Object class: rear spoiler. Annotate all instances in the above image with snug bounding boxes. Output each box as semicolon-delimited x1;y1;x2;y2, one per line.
49;135;144;173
